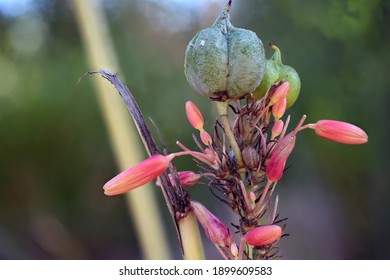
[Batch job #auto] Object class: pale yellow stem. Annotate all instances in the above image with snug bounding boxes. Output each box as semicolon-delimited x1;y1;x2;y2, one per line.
71;0;170;259
178;211;205;260
215;102;243;165
215;101;246;179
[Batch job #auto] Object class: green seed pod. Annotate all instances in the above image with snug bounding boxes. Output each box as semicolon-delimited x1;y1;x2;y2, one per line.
184;3;265;100
253;44;301;108
279;64;301;108
252;52;280;101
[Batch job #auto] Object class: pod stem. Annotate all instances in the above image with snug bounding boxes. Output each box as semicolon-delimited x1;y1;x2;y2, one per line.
215;101;245;179
269;43;282;64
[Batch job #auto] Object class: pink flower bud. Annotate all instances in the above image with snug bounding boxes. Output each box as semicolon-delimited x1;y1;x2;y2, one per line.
271;119;284;139
156;171;201;187
174;171;202;187
269;82;290;106
248;191;256;204
200;130;212;146
186;101;204;130
103;154;174;196
230;243;239;257
244;225;282;247
191;201;234;247
272;97;287;121
266;133;296;182
309;120;368;144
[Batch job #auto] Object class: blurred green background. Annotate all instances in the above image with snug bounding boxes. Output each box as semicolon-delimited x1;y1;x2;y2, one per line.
0;0;388;259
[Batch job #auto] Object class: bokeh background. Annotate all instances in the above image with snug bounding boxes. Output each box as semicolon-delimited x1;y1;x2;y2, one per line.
0;0;389;259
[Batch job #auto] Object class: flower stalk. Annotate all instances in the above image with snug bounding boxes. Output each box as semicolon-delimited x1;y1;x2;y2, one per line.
178;210;206;260
72;0;171;259
215;101;246;179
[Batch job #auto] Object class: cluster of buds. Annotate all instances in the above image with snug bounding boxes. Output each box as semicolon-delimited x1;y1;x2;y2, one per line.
102;83;367;259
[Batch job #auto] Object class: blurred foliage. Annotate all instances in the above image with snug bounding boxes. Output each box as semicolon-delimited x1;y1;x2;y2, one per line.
0;0;389;259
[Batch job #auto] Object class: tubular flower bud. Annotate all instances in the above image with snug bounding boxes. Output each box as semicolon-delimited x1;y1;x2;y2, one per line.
186;101;204;130
230;243;239;257
103;154;174;196
272;97;287;121
186;101;213;145
308;120;368;145
248;191;257;204
266;133;296;182
191;201;234;247
271;119;284;139
156;171;201;187
173;171;202;187
200;130;212;146
269;82;290;106
244;225;282;247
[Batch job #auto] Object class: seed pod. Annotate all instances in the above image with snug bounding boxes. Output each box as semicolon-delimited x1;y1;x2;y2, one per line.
253;44;301;108
279;64;301;108
253;56;279;102
242;146;260;170
184;2;265;100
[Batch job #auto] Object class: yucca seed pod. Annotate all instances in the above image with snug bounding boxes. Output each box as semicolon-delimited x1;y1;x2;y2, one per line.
184;2;265;100
253;44;301;108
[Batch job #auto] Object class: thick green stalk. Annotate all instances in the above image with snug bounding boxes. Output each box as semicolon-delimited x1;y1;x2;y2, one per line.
71;0;170;259
178;211;205;260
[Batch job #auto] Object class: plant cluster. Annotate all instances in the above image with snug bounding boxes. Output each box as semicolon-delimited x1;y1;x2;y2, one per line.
96;1;368;260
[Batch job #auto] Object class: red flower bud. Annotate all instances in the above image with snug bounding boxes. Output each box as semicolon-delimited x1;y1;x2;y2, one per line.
271;119;284;139
200;130;212;146
248;191;257;204
309;120;368;144
272;97;287;121
269;82;290;106
191;201;234;247
156;171;201;187
186;101;204;130
173;171;202;187
266;133;296;182
103;154;174;196
244;225;282;247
